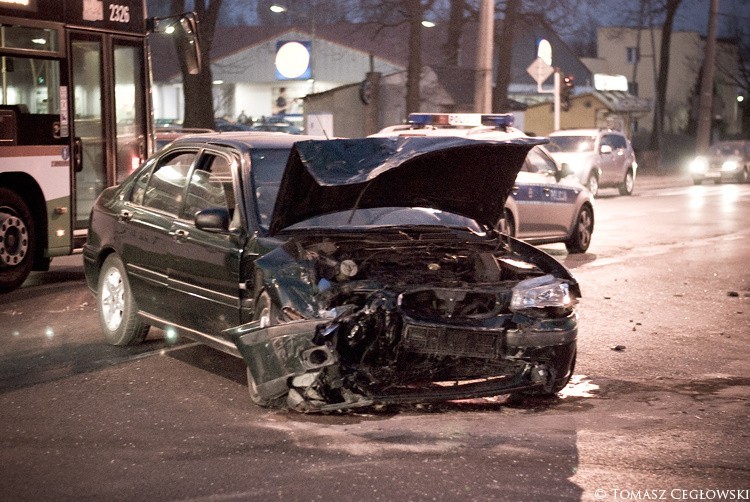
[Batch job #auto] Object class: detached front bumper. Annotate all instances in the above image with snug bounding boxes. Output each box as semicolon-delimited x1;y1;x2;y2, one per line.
226;310;577;412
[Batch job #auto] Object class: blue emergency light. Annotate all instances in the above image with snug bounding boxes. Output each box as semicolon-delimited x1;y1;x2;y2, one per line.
480;114;515;128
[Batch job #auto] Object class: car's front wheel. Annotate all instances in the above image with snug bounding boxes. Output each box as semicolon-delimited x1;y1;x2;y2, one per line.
97;254;150;346
565;204;593;253
618;168;635;195
586;173;599;197
510;350;576;399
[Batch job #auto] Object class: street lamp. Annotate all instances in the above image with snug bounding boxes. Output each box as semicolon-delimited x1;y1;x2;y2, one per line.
270;5;286;13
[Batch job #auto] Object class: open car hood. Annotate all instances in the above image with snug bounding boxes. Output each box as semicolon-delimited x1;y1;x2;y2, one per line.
268;136;547;235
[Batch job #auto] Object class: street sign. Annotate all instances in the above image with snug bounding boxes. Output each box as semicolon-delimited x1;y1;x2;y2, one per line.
527;57;554;85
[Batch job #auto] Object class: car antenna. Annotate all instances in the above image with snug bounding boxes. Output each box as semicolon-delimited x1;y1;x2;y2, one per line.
313;114;330;139
347;179;375;224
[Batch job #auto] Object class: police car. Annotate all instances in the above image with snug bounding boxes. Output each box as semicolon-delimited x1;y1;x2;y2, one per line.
371;113;594;253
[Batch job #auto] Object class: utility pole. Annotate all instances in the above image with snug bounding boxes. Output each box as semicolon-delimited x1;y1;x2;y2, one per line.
696;0;719;152
474;0;494;113
553;70;561;131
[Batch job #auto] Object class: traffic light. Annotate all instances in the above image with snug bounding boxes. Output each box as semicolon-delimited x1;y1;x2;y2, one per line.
561;74;574;111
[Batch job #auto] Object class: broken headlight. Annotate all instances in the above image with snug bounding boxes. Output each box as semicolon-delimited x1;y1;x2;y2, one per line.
510;274;572;311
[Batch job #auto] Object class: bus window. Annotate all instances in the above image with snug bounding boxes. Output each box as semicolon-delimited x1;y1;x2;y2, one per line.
114;42;146;183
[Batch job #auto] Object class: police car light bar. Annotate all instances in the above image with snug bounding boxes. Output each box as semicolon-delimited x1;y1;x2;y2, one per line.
407;113;514;128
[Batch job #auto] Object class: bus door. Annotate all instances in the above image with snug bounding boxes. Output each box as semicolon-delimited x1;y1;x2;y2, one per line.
68;31;148;242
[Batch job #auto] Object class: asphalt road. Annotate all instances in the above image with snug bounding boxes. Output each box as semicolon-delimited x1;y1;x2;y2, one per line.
0;181;748;502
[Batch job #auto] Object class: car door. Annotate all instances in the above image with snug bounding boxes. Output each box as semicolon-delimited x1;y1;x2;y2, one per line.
513;148;576;240
599;134;623;186
166;148;245;338
119;149;198;320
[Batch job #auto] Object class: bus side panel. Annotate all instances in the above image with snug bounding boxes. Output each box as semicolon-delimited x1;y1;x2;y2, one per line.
0;145;73;256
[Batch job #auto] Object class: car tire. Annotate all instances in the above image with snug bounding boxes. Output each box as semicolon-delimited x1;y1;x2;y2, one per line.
618;169;635;195
247;291;285;407
586;174;599;197
499;209;515;237
692;178;704;185
565;204;593;254
511;351;576;399
0;188;36;294
97;254;150;346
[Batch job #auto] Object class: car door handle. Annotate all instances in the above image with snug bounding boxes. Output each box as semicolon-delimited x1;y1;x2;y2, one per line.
118;210;133;222
170;229;189;241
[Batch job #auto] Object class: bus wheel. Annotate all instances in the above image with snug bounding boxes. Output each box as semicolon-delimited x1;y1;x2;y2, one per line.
0;188;35;294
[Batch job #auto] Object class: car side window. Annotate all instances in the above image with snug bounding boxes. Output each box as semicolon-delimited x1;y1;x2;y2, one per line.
526;147;557;174
182;153;234;221
610;135;627;150
133;151;197;214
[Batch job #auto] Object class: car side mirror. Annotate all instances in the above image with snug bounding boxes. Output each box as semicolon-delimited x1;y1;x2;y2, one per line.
195;207;230;232
600;144;613;155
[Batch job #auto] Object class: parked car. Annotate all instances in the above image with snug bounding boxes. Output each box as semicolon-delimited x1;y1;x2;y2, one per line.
83;131;580;412
688;140;750;184
154;127;214;151
372;113;595;253
546;128;637;196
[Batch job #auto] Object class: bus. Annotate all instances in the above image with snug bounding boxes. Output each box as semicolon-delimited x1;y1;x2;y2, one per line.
0;0;198;293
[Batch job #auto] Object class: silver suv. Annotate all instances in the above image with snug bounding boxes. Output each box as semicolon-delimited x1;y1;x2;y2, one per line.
546;129;637;196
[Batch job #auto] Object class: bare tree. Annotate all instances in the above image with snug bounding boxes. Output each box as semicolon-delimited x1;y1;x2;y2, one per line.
493;0;520;112
170;0;223;129
443;0;476;66
648;0;682;151
361;0;435;114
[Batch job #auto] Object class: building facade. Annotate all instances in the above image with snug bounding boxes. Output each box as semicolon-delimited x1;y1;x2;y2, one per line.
583;27;741;137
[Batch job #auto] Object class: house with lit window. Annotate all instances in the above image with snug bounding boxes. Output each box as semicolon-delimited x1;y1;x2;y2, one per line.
582;27;741;137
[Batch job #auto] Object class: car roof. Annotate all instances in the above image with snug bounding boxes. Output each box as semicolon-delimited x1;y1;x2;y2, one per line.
167;131;324;150
549;128;621;137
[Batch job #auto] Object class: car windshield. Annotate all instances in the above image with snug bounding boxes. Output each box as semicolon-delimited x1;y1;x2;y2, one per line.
708;143;741;157
249;148;484;234
547;136;596;153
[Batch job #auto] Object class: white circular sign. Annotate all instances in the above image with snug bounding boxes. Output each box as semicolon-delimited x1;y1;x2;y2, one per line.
537;39;552;66
275;41;310;79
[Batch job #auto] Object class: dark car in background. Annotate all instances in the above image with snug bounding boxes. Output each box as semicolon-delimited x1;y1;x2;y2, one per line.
83;132;580;412
689;140;750;184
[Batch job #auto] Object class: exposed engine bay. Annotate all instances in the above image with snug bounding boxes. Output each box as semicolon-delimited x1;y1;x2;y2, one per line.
229;230;579;413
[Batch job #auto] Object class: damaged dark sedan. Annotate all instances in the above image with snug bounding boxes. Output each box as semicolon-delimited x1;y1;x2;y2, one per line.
83;131;580;412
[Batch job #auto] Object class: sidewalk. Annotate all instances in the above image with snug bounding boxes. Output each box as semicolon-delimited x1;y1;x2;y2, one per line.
634;168;693;191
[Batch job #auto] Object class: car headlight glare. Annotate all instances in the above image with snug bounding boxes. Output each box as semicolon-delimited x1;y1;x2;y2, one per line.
689;157;708;173
722;160;738;172
510;274;572;311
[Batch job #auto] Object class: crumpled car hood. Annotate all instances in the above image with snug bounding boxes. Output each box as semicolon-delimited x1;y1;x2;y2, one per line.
268;136;546;235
